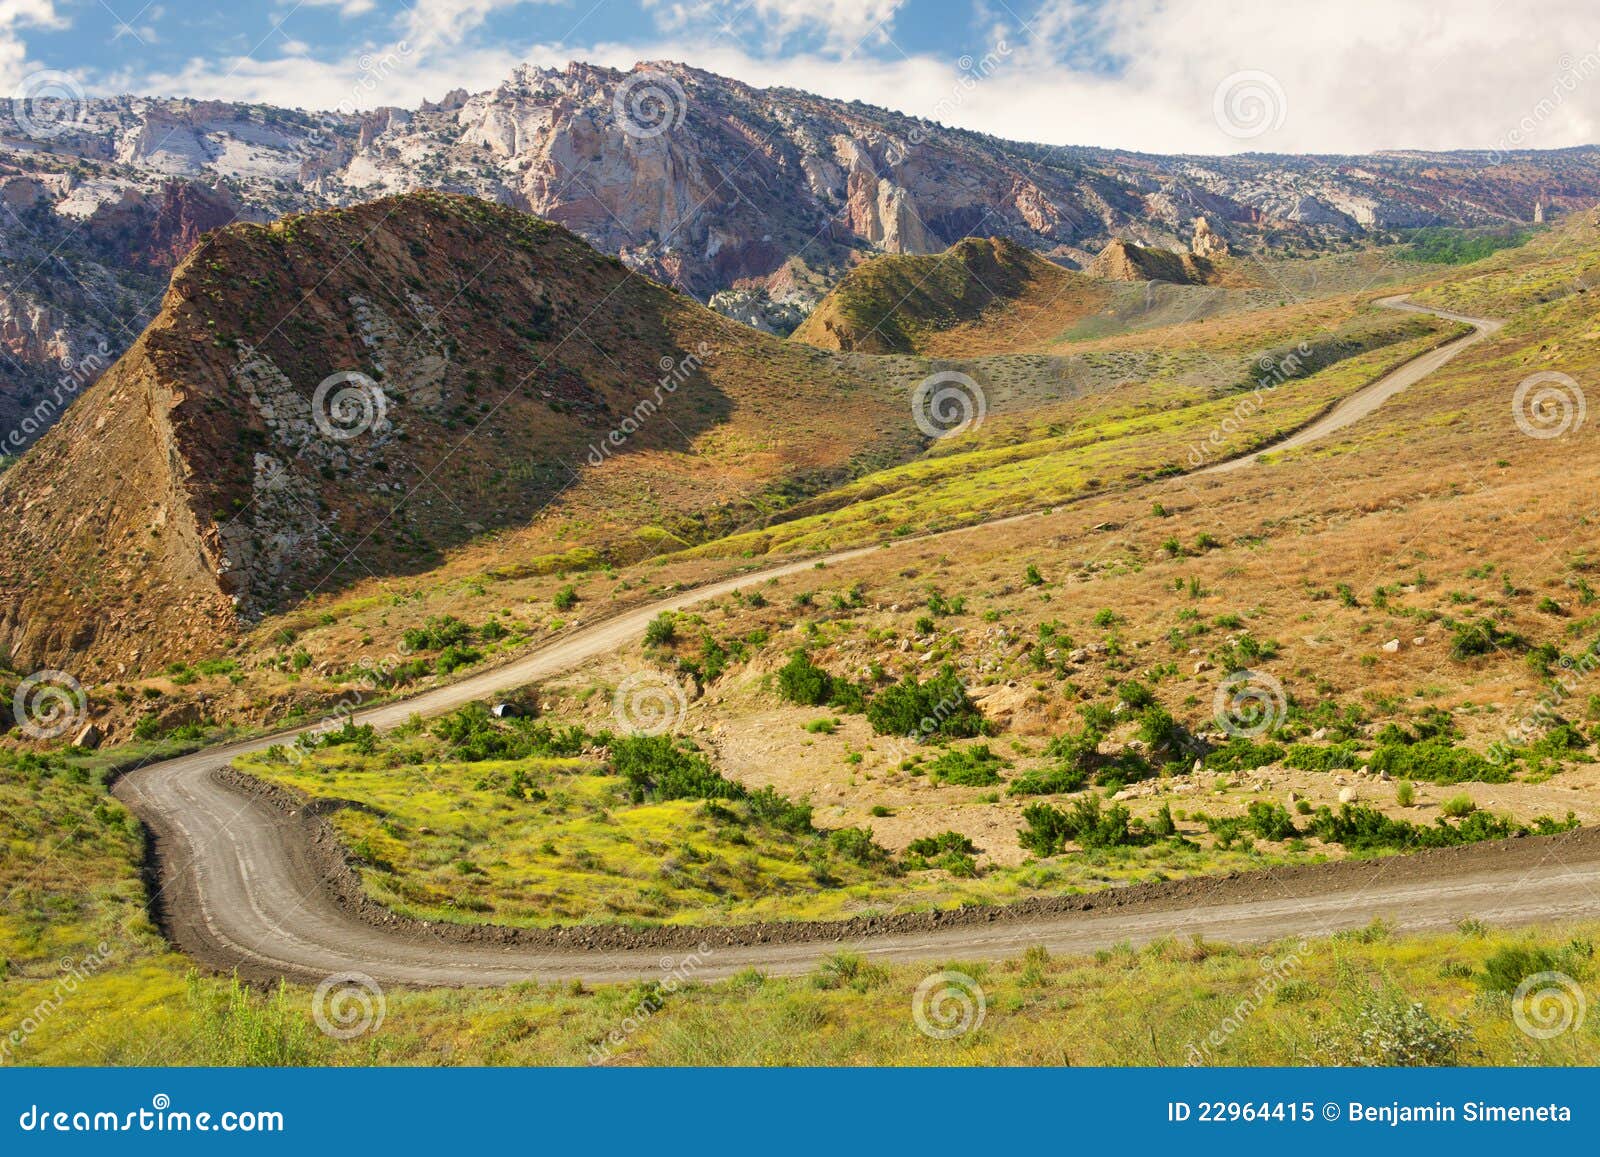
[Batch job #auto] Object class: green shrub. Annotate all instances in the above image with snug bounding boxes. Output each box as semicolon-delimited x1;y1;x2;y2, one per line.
402;614;474;652
643;613;678;648
745;785;814;835
1244;801;1298;841
866;666;988;740
434;644;481;675
1479;941;1593;995
1282;742;1360;771
611;735;741;803
827;826;890;867
1306;803;1573;851
902;830;980;876
776;651;833;706
927;744;1005;787
1204;737;1285;773
1449;616;1525;660
1007;761;1091;796
1018;794;1142;855
1117;681;1156;710
1369;739;1509;784
431;702;587;761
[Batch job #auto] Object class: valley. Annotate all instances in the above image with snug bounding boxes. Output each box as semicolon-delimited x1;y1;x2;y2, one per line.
6;67;1600;1068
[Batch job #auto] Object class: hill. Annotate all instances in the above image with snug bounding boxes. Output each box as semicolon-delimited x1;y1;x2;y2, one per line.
790;237;1098;353
1086;238;1230;286
0;192;918;677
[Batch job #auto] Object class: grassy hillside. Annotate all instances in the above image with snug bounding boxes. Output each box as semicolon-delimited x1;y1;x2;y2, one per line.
792;237;1104;354
1;758;1592;1067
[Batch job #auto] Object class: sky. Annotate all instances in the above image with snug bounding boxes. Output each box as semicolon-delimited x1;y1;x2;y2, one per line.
3;0;1600;155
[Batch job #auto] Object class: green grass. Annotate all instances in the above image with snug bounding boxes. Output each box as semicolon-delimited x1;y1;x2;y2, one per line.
687;322;1453;558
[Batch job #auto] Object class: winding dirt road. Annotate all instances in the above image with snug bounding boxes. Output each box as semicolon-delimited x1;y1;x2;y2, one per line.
1202;296;1503;474
114;294;1596;988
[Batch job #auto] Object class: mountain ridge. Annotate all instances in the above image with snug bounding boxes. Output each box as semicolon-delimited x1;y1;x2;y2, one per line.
5;58;1600;448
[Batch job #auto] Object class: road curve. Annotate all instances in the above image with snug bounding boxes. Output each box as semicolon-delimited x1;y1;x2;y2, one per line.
1200;295;1503;474
115;294;1583;989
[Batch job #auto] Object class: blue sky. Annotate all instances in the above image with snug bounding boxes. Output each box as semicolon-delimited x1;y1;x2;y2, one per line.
5;0;1600;154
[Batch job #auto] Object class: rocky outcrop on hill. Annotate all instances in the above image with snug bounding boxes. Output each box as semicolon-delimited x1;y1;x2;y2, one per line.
0;193;916;677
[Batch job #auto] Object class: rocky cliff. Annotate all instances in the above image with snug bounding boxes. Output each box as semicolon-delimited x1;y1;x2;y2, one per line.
4;59;1600;449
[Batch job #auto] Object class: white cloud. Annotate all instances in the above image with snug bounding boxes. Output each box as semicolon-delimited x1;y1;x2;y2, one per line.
646;0;906;55
399;0;555;53
295;0;380;15
0;0;68;88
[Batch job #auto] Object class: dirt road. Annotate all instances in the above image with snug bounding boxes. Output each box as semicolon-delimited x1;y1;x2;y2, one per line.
1201;296;1503;474
115;294;1585;988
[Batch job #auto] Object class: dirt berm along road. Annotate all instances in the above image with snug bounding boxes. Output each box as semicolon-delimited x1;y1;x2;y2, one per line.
116;296;1594;987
